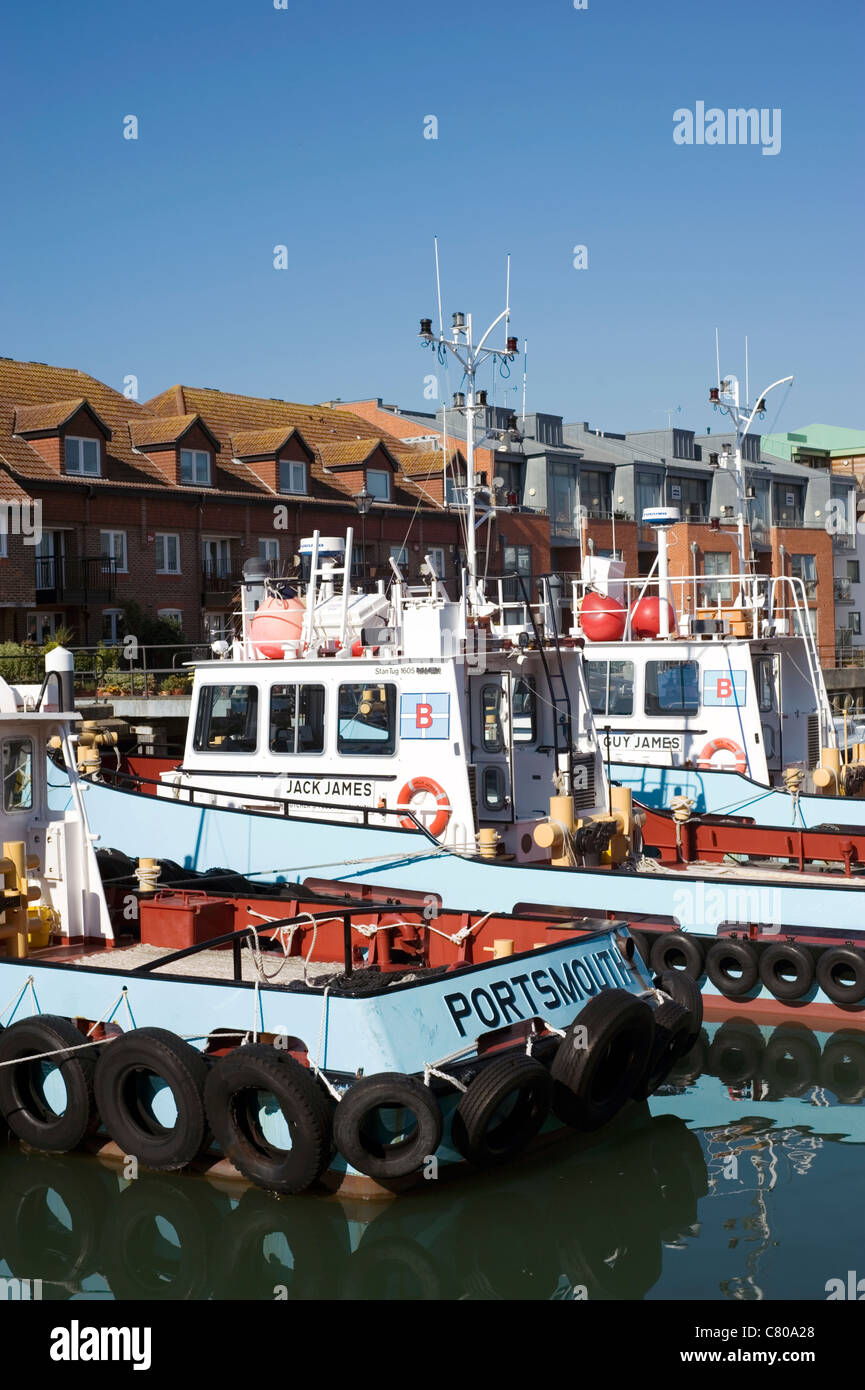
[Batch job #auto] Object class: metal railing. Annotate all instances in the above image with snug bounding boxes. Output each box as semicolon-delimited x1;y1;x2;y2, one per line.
34;555;118;601
834;578;853;602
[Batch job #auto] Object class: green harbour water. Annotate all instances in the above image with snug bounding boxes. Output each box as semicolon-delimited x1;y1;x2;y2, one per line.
0;1017;863;1302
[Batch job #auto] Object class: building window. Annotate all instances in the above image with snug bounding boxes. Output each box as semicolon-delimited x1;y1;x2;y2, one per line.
337;683;396;755
366;470;391;501
2;738;33;812
427;547;446;578
701;551;733;604
580;468;612;519
180;449;211;486
773;482;804;526
269;684;326;754
100;531;127;573
747;478;771;532
0;524;6;559
587;660;635;717
102;608;124;643
645;660;700;715
193;684;259;753
790;553;818;599
202;538;233;580
278;460;306;495
155;533;180;574
636;471;662;523
389;545;408;570
848;560;860;585
157;609;183;629
26;612;63;643
258;538;279;568
204;612;231;641
668;477;708;521
850;612;861;635
550;462;578;536
65;437;100;476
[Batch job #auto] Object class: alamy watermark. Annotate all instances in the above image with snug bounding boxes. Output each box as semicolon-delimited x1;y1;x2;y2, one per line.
0;500;42;545
673;103;781;157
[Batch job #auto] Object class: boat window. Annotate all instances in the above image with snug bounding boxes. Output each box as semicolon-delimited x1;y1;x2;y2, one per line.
482;765;505;810
645;661;699;716
755;657;776;713
2;739;33;811
587;661;634;717
512;677;537;744
338;684;396;755
270;684;325;754
193;685;259;752
481;685;504;752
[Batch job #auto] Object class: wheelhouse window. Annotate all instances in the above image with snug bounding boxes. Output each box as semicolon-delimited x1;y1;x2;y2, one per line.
512;677;537;744
181;449;211;487
754;656;776;713
481;684;504;751
193;685;259;752
587;660;635;716
482;765;506;811
337;683;396;755
65;437;100;476
2;738;33;811
645;661;699;715
270;684;325;754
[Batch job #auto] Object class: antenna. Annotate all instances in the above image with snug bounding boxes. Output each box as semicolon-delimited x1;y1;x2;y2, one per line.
433;235;444;336
745;335;750;405
715;327;721;390
521;339;528;425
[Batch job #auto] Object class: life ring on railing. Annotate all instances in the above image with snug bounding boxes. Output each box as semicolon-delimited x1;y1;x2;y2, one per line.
697;738;747;774
397;778;452;837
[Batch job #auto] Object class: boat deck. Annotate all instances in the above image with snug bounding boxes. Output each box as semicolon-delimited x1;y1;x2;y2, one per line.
71;941;336;983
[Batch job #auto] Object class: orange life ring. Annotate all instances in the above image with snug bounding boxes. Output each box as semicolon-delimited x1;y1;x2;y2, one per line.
697;737;747;774
397;777;452;837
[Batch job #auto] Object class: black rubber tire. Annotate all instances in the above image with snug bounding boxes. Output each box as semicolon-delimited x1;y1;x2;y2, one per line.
632;1001;693;1100
664;1027;709;1089
214;1186;350;1300
762;1026;820;1098
103;1176;218;1300
0;1015;98;1152
0;1154;115;1284
451;1054;552;1168
550;988;654;1131
708;1021;764;1086
205;1044;333;1195
819;1031;865;1104
705;939;759;998
333;1072;441;1181
815;947;865;1006
341;1233;444;1301
656;970;703;1047
649;931;704;980
758;942;815;1003
94;1027;210;1171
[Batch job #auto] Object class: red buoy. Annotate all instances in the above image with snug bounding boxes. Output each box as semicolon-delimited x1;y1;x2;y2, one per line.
630;596;676;639
248;596;306;659
580;591;627;641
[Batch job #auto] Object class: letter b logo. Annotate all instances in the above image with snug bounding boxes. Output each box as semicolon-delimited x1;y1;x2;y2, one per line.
717;677;732;700
416;702;433;730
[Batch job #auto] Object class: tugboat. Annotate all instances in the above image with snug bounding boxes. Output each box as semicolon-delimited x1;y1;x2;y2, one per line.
0;664;685;1197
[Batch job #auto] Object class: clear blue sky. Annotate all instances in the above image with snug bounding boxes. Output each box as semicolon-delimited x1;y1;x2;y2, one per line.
1;0;861;434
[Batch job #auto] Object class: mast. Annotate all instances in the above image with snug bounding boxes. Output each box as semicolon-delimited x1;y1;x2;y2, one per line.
419;269;517;608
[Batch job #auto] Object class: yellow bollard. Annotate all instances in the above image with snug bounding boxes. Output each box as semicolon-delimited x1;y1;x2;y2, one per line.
483;939;514;959
478;828;500;860
2;841;35;959
816;747;841;796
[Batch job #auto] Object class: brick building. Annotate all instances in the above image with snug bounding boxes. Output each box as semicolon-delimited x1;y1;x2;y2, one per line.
0;360;547;647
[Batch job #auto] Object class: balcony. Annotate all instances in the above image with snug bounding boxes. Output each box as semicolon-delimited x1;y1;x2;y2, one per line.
201;561;245;603
835;578;854;603
35;556;117;605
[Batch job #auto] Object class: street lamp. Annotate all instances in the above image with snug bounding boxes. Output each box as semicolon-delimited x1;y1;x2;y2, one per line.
355;489;374;582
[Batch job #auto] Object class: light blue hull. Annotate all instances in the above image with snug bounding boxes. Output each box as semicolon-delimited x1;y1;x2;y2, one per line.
48;771;865;1014
611;761;865;830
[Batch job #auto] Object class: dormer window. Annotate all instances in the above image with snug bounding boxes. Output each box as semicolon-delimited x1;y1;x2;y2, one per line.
366;469;391;501
65;437;100;476
279;459;307;495
180;448;211;486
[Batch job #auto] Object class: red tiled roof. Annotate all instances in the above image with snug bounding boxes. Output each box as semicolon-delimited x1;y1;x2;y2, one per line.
129;414;202;448
231;426;307;458
14;397;112;436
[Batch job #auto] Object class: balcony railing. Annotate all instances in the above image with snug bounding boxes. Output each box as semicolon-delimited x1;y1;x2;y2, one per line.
834;578;854;602
201;562;245;597
34;555;117;604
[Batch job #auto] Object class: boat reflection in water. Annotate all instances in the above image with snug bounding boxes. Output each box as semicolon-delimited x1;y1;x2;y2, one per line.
0;1020;862;1301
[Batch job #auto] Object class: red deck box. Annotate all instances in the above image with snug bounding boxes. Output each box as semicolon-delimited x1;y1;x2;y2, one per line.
140;891;235;950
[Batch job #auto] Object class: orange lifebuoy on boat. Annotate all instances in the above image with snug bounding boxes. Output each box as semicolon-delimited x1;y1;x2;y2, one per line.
397;777;452;837
697;737;747;774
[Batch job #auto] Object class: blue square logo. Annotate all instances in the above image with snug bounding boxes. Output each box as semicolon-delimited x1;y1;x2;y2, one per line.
400;692;450;740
